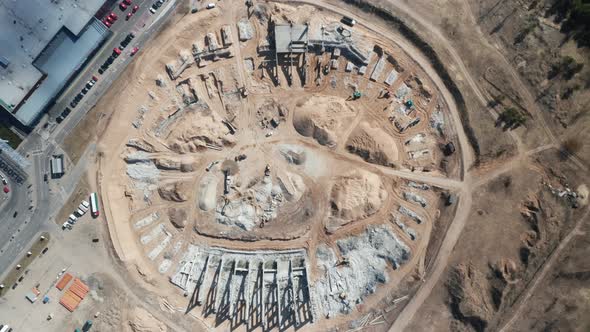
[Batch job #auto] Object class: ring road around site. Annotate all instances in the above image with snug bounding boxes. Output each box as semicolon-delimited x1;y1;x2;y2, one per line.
96;1;469;331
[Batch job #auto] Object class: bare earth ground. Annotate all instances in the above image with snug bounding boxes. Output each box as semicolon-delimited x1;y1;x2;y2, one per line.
20;0;588;331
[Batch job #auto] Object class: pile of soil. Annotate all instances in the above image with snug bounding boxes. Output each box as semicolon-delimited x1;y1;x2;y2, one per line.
166;110;236;153
168;207;188;228
255;98;289;129
346;121;399;167
158;181;190;202
127;307;167;332
293;95;357;148
327;169;387;232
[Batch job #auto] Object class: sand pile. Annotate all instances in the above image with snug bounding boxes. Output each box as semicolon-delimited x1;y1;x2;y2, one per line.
346;121;399;167
128;307;167;332
158;181;190;202
165;110;237;153
327;170;388;232
198;174;218;211
276;170;306;202
168;207;188;228
279;145;306;165
314;225;410;317
293;95;357;148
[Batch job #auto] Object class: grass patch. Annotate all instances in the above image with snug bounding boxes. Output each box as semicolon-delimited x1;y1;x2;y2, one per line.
0;123;22;149
54;178;91;226
0;232;51;297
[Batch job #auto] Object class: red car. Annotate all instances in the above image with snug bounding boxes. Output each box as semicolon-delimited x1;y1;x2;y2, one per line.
3;186;10;193
109;12;118;20
106;16;115;24
132;5;139;13
119;2;128;10
113;47;122;55
102;18;112;27
130;47;139;56
123;0;132;4
126;12;133;20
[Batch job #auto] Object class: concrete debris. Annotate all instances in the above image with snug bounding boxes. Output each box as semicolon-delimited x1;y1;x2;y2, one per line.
221;25;233;46
430;106;445;134
148;232;172;261
134;212;160;229
140;223;166;245
127;138;156;153
370;56;385;82
403;191;427;208
237;19;254;41
408;181;431;190
398;205;423;224
384;69;398;86
391;214;417;241
545;182;580;207
314;225;410;318
126;161;160;187
156;74;167;87
215;175;286;231
395;84;410;99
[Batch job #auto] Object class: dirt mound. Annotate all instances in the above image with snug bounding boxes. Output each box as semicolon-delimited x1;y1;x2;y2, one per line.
327;170;387;232
158;181;190;202
448;264;496;332
166;110;236;153
168;207;188;228
128;307;167;332
154;158;181;170
293;95;357;148
346;121;399;167
256;98;289;129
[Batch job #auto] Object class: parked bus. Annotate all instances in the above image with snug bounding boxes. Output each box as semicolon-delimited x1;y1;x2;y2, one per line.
90;192;100;218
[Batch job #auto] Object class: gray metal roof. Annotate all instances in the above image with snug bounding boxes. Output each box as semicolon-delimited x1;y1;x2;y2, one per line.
15;18;109;126
0;0;106;112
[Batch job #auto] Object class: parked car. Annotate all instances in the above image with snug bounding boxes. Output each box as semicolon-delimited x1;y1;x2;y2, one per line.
113;48;122;56
119;2;128;10
132;5;139;12
91;75;99;82
126;12;133;20
206;3;216;9
123;0;132;5
109;12;118;20
130;47;139;56
70;100;78;108
63;107;71;116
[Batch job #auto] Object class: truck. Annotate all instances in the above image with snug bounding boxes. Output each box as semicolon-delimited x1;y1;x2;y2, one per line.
90;193;100;218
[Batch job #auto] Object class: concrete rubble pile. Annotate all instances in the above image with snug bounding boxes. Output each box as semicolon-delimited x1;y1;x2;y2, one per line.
314;225;411;318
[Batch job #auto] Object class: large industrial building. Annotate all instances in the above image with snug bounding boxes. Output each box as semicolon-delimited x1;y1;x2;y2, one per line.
0;0;110;128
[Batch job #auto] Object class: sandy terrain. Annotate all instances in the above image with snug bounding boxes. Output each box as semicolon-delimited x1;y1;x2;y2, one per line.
92;0;463;330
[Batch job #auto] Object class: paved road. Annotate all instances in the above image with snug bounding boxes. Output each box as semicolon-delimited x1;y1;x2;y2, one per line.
0;0;178;281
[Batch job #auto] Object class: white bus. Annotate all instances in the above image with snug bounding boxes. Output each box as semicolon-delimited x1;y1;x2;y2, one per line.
90;192;100;218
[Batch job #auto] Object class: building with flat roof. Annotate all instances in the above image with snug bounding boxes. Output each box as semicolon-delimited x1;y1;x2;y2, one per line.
0;0;109;127
50;154;65;178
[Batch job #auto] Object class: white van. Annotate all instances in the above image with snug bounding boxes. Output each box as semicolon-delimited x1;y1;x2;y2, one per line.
0;324;11;332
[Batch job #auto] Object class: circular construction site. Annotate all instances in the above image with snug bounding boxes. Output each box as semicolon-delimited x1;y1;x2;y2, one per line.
97;2;463;331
